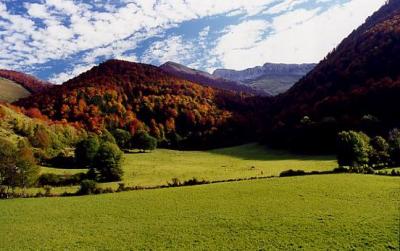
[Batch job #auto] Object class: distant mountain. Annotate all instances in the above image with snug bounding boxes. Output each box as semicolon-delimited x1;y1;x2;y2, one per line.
265;0;400;152
213;63;315;96
160;61;269;96
16;60;262;149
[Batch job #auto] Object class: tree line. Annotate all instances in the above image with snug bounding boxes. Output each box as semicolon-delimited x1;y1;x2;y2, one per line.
0;125;158;197
337;128;400;169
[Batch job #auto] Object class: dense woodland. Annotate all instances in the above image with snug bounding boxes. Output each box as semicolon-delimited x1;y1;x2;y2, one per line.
263;0;400;153
16;60;264;149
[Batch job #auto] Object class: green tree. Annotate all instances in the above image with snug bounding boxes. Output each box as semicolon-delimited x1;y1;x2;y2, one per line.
112;129;131;149
388;129;400;166
99;130;117;144
75;135;100;167
337;131;372;167
91;142;123;182
132;131;157;152
15;144;39;188
0;139;39;192
77;179;98;195
29;126;51;149
370;136;390;168
0;139;18;191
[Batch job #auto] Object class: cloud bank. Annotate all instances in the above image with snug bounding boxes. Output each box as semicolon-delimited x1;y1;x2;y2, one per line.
0;0;386;83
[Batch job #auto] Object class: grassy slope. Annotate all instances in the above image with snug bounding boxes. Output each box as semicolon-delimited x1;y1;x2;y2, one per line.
248;75;301;96
120;144;336;187
0;174;398;250
41;144;336;192
0;77;31;102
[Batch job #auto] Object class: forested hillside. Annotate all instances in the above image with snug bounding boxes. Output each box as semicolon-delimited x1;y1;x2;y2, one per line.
0;104;83;160
16;60;264;149
265;0;400;152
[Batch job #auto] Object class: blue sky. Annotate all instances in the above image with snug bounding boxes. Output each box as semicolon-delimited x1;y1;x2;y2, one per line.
0;0;386;83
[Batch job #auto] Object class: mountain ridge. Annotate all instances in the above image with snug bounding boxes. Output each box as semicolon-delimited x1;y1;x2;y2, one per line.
160;61;269;96
213;63;316;95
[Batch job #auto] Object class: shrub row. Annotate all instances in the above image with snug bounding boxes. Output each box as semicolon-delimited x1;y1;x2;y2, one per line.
279;167;400;177
38;173;86;187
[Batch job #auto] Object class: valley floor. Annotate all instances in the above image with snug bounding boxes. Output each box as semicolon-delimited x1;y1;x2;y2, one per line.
0;174;398;250
40;143;337;194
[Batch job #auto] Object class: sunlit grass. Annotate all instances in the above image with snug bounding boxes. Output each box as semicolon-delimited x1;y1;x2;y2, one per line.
1;174;398;250
38;143;336;193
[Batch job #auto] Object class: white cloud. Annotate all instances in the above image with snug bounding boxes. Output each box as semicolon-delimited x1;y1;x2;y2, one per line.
213;0;387;70
264;0;309;15
0;0;387;80
26;3;49;19
141;36;194;65
49;64;95;84
213;20;271;69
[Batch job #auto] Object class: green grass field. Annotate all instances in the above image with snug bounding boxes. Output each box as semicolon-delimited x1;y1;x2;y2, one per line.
40;144;337;192
0;77;31;102
120;143;336;186
0;174;398;250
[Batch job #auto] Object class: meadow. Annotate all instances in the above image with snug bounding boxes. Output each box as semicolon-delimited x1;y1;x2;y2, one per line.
0;174;398;250
41;143;337;192
0;77;30;102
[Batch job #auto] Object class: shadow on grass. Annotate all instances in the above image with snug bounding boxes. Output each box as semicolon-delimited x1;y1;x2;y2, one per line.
124;150;151;154
207;143;335;161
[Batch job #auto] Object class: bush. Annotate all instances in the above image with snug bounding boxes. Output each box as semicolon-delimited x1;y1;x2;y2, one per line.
38;174;60;186
168;178;182;187
332;167;349;173
370;136;390;168
183;177;209;186
337;131;372;167
77;180;98;195
75;135;100;167
279;169;306;177
132;131;157;152
112;129;131;149
99;130;117;144
45;153;75;169
363;166;375;174
91;142;123;182
117;183;126;192
38;173;85;186
388;129;400;166
43;185;52;196
391;169;400;176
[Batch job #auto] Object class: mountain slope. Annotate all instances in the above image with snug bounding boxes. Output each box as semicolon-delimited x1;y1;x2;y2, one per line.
0;77;31;102
16;60;262;149
0;104;83;159
213;63;315;95
266;0;400;152
160;62;269;96
0;69;51;94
